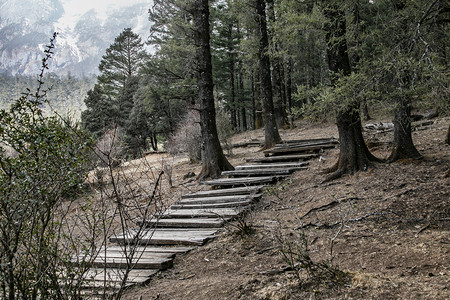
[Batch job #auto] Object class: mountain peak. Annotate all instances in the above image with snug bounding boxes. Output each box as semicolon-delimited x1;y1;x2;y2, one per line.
0;0;151;77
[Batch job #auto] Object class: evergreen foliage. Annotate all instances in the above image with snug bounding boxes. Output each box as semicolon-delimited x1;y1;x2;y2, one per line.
81;28;146;143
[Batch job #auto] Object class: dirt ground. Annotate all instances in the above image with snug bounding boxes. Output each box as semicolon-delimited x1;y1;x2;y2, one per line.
122;116;449;300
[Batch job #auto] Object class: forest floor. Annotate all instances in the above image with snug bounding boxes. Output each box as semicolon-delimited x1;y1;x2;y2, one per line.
122;115;449;300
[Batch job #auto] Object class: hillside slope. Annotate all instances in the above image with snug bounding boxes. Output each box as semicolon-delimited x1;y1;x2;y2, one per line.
122;117;449;300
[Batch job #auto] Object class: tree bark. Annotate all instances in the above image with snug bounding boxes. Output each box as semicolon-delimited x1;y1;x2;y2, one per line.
192;0;234;179
322;3;380;182
228;24;237;131
238;68;247;131
446;124;450;145
255;0;282;148
267;0;287;128
387;97;422;162
387;2;422;162
286;57;293;127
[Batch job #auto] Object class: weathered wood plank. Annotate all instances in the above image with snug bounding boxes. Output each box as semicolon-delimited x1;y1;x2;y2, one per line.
246;154;318;163
201;176;282;187
157;207;247;218
182;185;266;198
86;256;173;270
110;228;219;246
263;143;336;155
100;245;194;254
140;217;225;228
230;141;263;148
171;200;251;210
235;162;308;170
179;194;259;204
221;168;296;177
276;138;338;146
86;251;175;260
82;268;158;284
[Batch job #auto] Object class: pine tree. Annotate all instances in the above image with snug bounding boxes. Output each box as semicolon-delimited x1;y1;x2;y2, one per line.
82;28;146;138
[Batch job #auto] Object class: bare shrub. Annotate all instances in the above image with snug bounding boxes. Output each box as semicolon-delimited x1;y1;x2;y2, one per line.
94;126;126;167
168;110;201;163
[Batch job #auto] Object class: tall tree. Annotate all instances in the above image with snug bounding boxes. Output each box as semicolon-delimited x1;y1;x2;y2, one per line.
321;2;380;182
82;28;146;137
98;28;146;97
192;0;234;179
267;0;287;127
255;0;282;149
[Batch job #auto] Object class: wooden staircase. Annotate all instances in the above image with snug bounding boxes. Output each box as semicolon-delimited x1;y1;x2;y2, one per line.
73;137;337;297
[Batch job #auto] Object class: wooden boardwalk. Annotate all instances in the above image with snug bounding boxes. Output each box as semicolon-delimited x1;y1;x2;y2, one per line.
74;138;337;297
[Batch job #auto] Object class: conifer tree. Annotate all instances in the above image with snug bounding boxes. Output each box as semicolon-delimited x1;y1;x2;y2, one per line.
82;28;146;138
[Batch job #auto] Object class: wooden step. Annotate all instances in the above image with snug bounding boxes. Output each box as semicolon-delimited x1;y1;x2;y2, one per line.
276;138;338;147
85;256;173;270
179;194;260;205
263;143;336;156
221;168;296;177
246;154;318;163
235;162;308;170
140;217;225;228
110;228;220;246
82;268;158;284
157;207;247;219
182;185;266;198
171;200;251;210
201;176;282;187
98;245;194;254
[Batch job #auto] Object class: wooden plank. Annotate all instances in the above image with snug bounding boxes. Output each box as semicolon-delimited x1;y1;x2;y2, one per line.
86;256;173;270
182;185;266;198
85;251;175;260
110;228;219;246
231;141;263;148
179;194;259;204
246;154;318;163
235;162;308;170
157;207;247;218
101;245;194;254
263;143;336;155
221;168;296;177
277;138;338;146
171;200;251;210
83;268;158;284
201;176;281;187
140;217;225;228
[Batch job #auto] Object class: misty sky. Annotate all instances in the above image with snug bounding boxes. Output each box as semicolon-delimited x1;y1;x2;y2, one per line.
59;0;152;27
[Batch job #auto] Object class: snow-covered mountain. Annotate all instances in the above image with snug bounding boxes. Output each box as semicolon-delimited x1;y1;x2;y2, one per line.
0;0;152;77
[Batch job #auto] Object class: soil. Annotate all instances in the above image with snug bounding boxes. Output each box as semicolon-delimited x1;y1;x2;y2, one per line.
121;116;449;300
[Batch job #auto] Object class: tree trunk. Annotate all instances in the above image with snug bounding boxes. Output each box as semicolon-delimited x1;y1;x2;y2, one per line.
388;98;422;162
255;0;282;148
193;0;234;180
446;124;450;145
239;69;247;131
286;57;293;127
325;105;380;182
386;3;422;163
228;27;237;131
322;3;380;182
267;0;287;128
